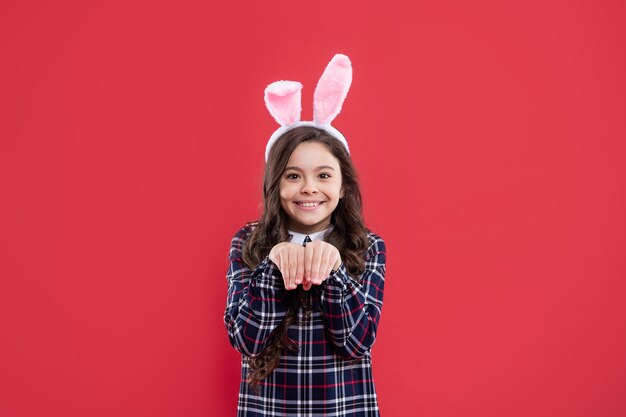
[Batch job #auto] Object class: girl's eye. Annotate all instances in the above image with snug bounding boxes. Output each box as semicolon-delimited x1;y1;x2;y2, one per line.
284;173;331;180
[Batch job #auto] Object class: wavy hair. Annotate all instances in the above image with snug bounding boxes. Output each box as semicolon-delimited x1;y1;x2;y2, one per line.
241;126;369;390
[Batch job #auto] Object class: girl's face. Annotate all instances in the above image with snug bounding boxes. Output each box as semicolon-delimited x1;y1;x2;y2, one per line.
279;141;344;234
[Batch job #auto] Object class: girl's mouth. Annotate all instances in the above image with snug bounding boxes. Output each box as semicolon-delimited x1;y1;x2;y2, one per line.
295;201;324;210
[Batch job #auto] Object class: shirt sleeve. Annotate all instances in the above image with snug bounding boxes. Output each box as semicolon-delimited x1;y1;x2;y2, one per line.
223;227;288;357
319;234;386;359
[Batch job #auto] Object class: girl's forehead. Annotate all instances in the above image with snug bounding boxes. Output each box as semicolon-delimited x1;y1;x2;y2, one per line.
287;142;339;166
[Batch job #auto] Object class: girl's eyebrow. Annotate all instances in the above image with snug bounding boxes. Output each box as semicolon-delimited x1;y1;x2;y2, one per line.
284;165;336;171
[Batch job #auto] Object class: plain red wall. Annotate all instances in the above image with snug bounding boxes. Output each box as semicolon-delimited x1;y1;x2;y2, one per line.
1;1;625;416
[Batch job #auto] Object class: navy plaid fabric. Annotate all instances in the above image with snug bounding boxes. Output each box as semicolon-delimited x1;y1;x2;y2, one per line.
224;224;387;416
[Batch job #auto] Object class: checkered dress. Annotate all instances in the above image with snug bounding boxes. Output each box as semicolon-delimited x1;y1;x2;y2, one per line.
224;224;387;416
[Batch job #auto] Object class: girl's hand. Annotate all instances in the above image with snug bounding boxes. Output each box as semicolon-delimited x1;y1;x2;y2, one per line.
269;242;305;290
302;241;342;291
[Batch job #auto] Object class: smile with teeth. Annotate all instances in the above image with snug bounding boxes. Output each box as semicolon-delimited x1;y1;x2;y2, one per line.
296;201;323;207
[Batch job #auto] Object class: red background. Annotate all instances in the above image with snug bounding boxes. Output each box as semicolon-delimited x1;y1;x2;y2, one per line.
1;1;625;416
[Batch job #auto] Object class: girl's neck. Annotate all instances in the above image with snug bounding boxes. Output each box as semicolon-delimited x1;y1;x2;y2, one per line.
287;224;333;236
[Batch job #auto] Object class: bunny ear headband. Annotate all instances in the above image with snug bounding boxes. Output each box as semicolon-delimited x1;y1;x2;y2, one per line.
264;53;352;161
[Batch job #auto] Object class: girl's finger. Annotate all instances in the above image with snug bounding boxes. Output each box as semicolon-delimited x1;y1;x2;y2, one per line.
326;251;341;277
322;246;341;283
277;252;290;290
322;251;335;282
311;244;324;284
304;245;314;285
321;249;333;283
288;249;298;289
295;246;305;285
282;250;295;290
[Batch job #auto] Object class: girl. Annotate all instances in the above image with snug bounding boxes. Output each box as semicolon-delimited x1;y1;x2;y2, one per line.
224;54;386;417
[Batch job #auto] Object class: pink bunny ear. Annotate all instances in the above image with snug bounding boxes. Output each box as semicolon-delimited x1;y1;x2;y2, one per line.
264;81;303;126
313;54;352;125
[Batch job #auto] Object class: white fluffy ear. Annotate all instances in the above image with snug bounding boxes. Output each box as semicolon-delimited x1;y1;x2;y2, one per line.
264;81;303;126
313;54;352;125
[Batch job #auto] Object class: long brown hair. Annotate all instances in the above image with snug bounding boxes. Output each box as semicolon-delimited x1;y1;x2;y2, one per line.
242;125;369;389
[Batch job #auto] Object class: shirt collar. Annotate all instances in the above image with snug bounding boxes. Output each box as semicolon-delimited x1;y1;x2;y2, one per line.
288;226;333;245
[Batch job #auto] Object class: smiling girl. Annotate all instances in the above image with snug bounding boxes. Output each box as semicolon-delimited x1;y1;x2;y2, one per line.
224;54;387;417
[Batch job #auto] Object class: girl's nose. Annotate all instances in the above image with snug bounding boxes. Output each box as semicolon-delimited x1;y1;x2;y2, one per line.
301;178;318;194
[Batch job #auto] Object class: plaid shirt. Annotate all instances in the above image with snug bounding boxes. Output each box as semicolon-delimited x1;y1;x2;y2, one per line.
224;224;387;416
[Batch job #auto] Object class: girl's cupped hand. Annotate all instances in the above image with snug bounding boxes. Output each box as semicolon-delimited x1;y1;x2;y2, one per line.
269;241;342;291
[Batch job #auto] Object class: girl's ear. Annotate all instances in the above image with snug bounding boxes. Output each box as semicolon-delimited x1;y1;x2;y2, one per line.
264;81;303;126
313;54;352;126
